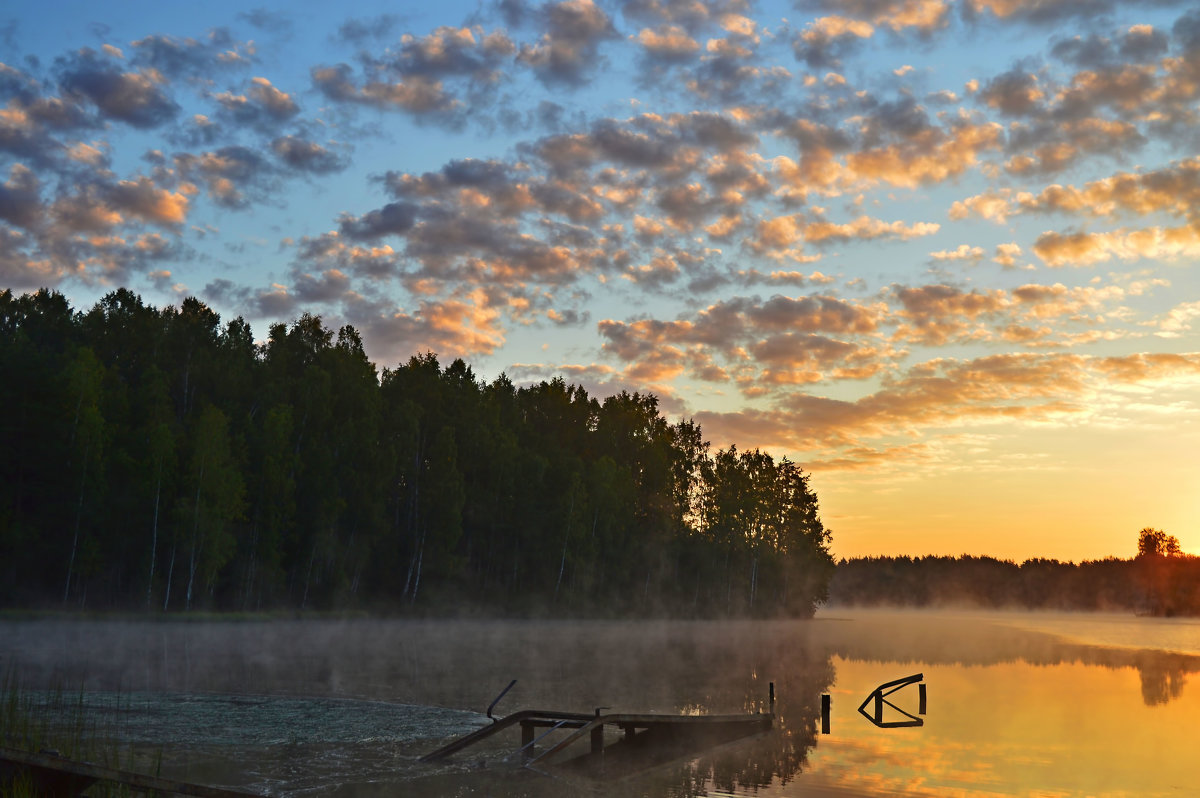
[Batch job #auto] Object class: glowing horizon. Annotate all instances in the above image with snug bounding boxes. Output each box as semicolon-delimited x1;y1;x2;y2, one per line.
3;0;1199;563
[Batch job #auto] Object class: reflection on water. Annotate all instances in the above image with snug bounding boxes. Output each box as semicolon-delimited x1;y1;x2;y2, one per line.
806;657;1200;797
1;611;1198;796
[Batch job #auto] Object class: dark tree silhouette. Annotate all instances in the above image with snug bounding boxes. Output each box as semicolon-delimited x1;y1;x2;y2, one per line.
0;288;834;617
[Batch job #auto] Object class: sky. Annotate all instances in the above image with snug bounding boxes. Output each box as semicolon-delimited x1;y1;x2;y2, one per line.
3;0;1200;562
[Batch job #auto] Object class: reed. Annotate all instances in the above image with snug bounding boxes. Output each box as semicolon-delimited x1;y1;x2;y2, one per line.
1;669;159;797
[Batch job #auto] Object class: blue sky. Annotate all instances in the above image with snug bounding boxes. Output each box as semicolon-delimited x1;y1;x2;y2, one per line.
4;0;1200;559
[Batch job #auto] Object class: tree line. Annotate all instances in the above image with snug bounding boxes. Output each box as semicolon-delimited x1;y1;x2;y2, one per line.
829;528;1200;616
0;288;834;616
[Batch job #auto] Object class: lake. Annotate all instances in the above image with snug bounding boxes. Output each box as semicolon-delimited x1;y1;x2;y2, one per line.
1;609;1197;796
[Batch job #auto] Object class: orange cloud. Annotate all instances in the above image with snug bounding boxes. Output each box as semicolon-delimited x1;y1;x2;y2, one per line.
1033;225;1200;267
929;244;985;262
696;351;1093;454
846;122;1002;189
1095;352;1200;383
804;215;940;244
891;284;1008;344
636;25;700;59
358;289;505;360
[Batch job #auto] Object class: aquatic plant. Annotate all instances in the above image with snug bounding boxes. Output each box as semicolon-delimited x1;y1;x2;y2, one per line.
0;670;155;797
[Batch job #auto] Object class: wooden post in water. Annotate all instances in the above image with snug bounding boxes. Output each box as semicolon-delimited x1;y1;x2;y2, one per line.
821;694;831;734
591;707;607;755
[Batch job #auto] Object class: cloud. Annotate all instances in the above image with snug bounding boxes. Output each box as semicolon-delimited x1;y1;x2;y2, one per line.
967;0;1121;24
844;117;1003;189
106;176;189;226
517;0;618;87
0;163;42;229
271;136;348;173
387;26;515;83
57;49;179;129
335;14;401;44
748;213;938;256
620;0;751;33
292;232;400;280
311;63;460;118
598;293;887;391
635;25;701;62
694;351;1095;454
214;76;299;129
791;0;950;35
0;227;68;289
949;188;1015;222
174;146;274;208
891;284;1008;344
291;268;353;303
792;16;876;68
1095;351;1200;381
337;202;419;240
238;8;295;36
953;157;1200;228
804;215;940;244
1051;26;1170;68
47;175;188;232
623;252;682;287
929;244;985;262
351;289;507;360
1033;225;1200;267
979;68;1045;116
1151;301;1200;338
1027;159;1200;220
129;30;255;79
0;93;92;167
1010;281;1122;319
993;242;1025;267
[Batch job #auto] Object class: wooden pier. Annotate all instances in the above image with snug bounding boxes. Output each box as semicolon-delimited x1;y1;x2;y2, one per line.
0;746;262;797
421;683;775;770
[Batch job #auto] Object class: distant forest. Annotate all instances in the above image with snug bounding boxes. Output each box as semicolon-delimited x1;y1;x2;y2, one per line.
830;529;1200;617
0;288;835;616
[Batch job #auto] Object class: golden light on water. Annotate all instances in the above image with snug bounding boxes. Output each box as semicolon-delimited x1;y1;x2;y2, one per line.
802;657;1200;797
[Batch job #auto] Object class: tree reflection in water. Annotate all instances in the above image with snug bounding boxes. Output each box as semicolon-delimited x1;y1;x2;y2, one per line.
1139;661;1187;705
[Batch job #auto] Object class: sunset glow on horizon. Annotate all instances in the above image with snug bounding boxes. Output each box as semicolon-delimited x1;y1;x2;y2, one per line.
4;0;1199;563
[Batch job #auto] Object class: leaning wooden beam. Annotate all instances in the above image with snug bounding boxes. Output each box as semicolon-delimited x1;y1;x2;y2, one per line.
0;746;262;797
525;717;605;765
419;709;594;762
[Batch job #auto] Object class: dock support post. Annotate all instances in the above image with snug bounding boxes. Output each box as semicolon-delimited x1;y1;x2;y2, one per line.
590;725;604;755
821;694;831;734
521;722;534;751
918;683;927;715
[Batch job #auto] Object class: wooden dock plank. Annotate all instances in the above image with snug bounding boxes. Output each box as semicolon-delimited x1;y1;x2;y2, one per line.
523;712;773;766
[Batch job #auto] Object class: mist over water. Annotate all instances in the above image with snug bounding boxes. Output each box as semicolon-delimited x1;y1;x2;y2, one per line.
2;611;1198;796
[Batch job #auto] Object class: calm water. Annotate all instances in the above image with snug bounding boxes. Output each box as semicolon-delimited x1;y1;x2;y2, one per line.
1;610;1197;796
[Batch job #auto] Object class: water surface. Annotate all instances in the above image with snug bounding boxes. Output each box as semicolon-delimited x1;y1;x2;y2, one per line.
1;611;1196;796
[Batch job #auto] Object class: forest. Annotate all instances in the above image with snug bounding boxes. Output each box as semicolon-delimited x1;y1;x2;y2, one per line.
0;288;835;616
829;527;1200;616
